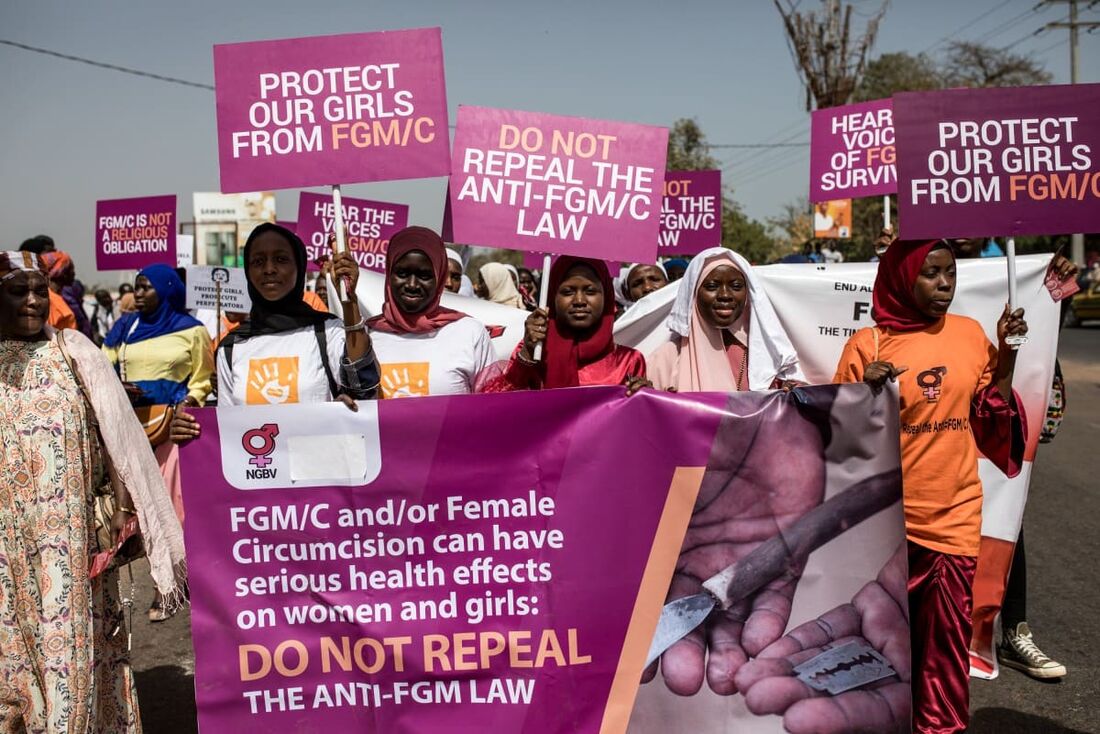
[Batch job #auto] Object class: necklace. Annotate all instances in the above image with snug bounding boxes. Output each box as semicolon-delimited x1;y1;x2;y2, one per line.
735;349;747;391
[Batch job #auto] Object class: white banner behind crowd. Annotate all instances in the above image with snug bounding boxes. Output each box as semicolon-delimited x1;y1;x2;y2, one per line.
616;254;1060;680
335;268;530;362
346;254;1059;679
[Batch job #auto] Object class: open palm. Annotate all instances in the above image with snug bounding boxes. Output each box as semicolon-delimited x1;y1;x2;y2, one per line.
734;544;911;734
644;394;827;696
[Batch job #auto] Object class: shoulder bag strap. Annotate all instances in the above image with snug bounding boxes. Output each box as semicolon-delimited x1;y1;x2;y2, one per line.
56;330;97;424
313;321;340;398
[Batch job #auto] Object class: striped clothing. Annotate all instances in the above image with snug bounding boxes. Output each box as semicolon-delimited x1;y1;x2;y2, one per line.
102;325;213;406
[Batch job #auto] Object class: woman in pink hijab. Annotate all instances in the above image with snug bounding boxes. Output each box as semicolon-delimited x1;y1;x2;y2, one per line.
648;247;804;392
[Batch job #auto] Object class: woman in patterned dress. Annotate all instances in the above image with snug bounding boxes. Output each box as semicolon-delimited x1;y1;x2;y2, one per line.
0;252;187;732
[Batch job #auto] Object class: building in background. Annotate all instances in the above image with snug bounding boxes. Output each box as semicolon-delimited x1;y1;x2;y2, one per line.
183;192;276;266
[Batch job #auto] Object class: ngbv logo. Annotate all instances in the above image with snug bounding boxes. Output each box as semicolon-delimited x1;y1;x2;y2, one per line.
242;424;280;479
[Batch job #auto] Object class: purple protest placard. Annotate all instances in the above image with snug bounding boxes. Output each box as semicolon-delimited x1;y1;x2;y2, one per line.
895;83;1100;239
214;28;450;193
296;191;408;272
448;106;668;263
658;170;722;255
94;195;176;271
810;99;896;202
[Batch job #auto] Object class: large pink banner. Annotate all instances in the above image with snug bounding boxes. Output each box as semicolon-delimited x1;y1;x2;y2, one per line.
214;28;450;193
448;106;668;263
810;99;896;202
895;83;1100;238
94;195;176;271
296;191;408;272
180;387;908;733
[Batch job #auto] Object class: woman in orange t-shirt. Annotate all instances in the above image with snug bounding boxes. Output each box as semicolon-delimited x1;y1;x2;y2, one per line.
834;239;1027;734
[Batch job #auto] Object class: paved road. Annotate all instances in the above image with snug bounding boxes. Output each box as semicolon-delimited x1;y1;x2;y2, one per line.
969;325;1100;734
130;326;1100;733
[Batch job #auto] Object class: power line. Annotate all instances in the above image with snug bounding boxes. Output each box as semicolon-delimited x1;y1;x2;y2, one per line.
0;38;214;90
974;4;1048;44
722;127;810;172
728;147;810;189
1034;37;1071;52
709;116;809;166
727;138;810;179
3;37;812;153
998;15;1066;50
710;142;808;149
920;0;1018;53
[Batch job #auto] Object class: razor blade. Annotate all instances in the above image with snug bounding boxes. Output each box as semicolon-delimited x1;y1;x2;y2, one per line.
793;641;897;695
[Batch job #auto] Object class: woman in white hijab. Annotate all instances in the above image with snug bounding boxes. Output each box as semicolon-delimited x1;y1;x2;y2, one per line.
478;262;525;309
648;247;804;392
615;262;669;312
445;249;477;297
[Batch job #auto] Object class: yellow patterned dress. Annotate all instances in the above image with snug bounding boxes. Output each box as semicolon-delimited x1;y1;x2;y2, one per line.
0;338;140;733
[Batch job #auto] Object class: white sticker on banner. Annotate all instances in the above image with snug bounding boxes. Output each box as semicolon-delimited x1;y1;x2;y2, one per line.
288;435;369;483
216;403;381;489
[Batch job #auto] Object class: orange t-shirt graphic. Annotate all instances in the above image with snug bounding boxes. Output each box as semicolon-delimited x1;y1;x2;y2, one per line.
834;314;997;556
246;356;300;405
380;362;430;399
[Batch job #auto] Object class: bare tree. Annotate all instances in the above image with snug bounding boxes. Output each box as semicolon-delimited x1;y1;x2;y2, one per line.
940;41;1053;88
774;0;890;110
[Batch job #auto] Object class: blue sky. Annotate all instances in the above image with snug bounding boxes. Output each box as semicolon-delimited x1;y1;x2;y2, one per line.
2;0;1097;282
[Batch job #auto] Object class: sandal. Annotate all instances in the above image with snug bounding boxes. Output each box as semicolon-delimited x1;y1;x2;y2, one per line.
148;594;175;623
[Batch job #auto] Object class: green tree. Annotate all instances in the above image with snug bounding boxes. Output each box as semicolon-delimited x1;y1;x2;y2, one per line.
666;119;717;170
767;198;813;254
854;52;940;103
666;119;779;263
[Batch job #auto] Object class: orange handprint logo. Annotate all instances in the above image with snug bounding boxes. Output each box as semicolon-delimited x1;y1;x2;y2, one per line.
380;362;430;399
246;357;300;405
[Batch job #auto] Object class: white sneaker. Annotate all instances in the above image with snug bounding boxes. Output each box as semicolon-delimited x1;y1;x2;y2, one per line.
998;622;1067;679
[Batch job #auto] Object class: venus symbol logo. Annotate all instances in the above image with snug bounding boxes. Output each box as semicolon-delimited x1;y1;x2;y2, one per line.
242;424;279;476
916;367;947;403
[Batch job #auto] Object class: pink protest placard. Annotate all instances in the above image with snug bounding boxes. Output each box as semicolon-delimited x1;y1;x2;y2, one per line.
521;251;619;275
658;170;722;255
522;251;550;271
810;99;896;202
895;83;1100;239
448;106;668;263
214;28;450;193
94;195;176;271
296;191;408;272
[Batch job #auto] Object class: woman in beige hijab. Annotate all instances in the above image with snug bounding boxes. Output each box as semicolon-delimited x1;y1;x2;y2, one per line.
477;261;525;309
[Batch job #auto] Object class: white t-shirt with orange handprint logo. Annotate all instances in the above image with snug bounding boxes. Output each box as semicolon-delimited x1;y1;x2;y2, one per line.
217;322;347;406
371;317;494;398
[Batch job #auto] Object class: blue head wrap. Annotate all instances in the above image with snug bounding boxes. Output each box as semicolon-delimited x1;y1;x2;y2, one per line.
104;264;202;347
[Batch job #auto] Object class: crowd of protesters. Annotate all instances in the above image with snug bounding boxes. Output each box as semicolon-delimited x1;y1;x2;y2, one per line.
0;226;1084;734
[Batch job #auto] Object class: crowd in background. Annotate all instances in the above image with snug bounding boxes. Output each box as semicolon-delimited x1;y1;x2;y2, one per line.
1;226;1092;733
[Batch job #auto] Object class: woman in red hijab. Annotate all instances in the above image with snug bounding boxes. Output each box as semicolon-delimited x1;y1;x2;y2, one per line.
834;239;1027;734
368;227;496;397
483;256;648;393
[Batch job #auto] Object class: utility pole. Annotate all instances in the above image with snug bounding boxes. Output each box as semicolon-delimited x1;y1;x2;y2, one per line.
1044;0;1100;264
